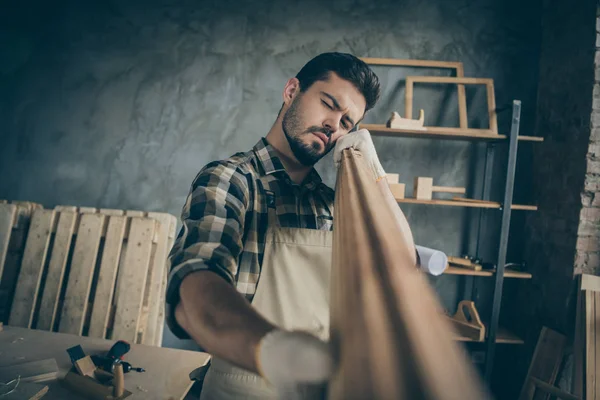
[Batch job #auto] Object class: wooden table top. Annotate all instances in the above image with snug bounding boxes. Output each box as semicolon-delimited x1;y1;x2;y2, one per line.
0;326;210;400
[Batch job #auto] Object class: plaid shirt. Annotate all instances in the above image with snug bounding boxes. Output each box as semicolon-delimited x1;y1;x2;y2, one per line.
166;138;335;339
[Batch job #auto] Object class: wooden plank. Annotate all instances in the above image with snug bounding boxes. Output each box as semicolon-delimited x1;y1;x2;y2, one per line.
407;76;494;85
586;290;597;400
144;214;171;345
155;214;177;346
98;208;125;216
362;124;504;140
54;206;78;213
456;63;468;129
9;210;56;328
405;79;413;120
595;292;600;400
432;186;466;194
486;81;498;134
79;207;97;214
396;197;537;210
360;57;463;70
0;204;16;283
443;266;532;279
125;210;145;218
88;216;126;339
0;358;59;383
112;218;156;342
1;382;49;400
58;213;106;336
573;277;585;397
36;212;78;331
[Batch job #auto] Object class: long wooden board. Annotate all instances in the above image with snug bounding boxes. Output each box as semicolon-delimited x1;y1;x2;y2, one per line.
36;211;78;331
9;210;56;328
0;358;59;383
112;218;156;342
88;215;126;339
59;213;105;335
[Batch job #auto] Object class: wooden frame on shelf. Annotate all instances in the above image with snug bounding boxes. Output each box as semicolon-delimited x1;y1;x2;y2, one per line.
360;57;469;129
405;76;498;136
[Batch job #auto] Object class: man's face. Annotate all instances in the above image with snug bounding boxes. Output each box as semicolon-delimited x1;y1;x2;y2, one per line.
282;73;366;166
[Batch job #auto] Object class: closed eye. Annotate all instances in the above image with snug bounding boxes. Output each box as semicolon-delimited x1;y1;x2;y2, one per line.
321;100;332;109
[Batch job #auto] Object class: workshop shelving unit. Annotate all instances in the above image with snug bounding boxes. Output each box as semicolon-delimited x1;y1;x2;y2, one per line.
361;100;539;383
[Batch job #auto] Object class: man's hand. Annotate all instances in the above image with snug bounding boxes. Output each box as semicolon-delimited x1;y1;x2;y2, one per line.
256;329;334;399
334;128;385;181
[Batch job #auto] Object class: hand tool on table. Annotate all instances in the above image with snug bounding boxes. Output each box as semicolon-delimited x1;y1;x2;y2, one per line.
91;340;145;374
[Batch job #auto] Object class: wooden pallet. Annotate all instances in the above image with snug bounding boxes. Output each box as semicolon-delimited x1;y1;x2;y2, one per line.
5;205;176;347
0;201;43;325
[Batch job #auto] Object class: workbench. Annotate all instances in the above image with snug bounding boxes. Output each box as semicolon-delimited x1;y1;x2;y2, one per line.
0;326;210;399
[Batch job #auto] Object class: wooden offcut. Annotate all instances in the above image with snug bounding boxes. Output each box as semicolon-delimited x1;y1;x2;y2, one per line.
328;148;489;399
414;177;466;200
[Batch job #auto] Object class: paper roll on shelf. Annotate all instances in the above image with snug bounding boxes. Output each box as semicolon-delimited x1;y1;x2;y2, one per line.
416;245;448;276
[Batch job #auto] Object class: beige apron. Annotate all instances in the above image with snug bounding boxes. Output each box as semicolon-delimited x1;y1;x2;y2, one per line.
199;207;333;400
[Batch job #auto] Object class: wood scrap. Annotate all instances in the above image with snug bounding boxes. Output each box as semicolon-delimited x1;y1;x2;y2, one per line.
414;177;466;200
0;358;58;383
328;148;489;399
0;381;49;400
386;110;426;130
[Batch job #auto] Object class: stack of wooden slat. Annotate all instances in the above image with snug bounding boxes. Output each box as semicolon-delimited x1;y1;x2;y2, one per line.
0;203;177;346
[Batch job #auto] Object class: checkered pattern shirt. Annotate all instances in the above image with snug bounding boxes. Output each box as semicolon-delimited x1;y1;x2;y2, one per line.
165;138;335;339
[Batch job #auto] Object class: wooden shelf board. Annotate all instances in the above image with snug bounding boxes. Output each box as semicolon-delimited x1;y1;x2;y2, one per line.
396;198;538;211
444;266;532;279
362;124;543;142
455;327;524;344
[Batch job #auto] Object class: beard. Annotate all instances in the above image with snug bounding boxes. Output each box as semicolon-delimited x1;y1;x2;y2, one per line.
282;95;335;166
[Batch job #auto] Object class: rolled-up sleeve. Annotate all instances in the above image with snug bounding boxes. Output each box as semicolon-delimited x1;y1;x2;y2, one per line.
165;161;249;339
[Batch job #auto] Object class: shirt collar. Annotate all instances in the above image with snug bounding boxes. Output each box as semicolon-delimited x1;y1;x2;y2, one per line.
252;138;323;191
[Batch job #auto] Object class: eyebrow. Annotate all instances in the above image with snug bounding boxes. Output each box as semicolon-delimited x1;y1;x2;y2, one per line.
321;91;356;128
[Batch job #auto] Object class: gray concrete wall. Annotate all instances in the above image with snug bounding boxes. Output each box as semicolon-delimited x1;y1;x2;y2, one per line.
0;0;542;360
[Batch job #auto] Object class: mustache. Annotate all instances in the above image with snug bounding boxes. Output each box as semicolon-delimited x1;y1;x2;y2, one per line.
305;127;333;143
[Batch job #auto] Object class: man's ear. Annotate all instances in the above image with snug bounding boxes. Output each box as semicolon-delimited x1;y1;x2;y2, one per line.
282;78;300;105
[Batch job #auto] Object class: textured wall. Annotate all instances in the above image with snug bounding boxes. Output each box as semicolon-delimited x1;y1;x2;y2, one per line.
500;0;597;398
0;0;542;363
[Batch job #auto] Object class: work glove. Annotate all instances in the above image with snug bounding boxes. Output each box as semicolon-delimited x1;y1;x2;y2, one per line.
256;329;334;400
333;128;385;181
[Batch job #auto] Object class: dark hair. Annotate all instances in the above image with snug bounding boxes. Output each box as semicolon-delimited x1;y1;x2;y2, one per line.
295;52;381;113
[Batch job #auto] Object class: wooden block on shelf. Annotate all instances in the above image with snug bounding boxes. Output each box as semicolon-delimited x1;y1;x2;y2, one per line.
389;183;405;199
432;186;466;195
448;256;482;271
414;177;433;200
385;174;399;184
